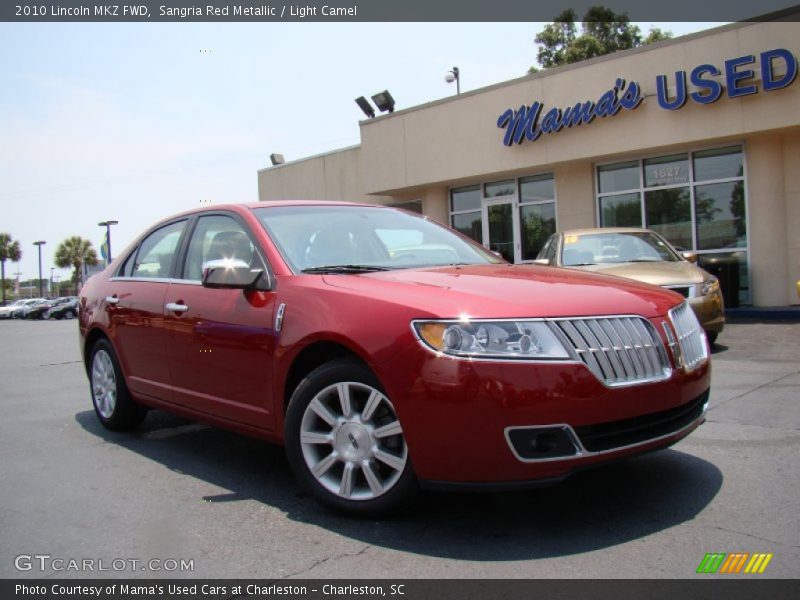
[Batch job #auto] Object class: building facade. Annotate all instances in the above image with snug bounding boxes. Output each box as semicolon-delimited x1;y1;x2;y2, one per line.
258;18;800;307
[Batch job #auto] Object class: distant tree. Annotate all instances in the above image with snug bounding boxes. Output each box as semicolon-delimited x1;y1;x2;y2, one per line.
529;6;673;73
54;236;98;291
0;233;22;304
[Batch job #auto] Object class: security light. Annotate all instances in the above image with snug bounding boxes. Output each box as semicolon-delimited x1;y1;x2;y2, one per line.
371;90;395;113
270;153;285;166
355;96;376;119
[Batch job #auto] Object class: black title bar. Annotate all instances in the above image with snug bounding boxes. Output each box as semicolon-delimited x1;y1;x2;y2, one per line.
2;0;800;22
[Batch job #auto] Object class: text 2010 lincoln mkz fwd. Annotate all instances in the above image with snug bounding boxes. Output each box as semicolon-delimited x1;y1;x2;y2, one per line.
79;202;710;516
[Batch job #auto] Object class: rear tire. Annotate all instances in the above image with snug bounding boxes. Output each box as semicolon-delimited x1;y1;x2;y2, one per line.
285;359;418;517
89;339;146;431
64;310;75;320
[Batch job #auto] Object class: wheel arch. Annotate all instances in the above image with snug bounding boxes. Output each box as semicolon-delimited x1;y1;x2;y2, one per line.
280;339;373;422
82;326;111;376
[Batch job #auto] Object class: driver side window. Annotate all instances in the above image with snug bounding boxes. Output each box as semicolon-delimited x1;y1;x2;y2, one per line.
182;215;265;281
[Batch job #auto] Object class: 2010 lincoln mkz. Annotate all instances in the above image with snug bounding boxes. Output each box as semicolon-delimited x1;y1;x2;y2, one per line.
79;202;710;516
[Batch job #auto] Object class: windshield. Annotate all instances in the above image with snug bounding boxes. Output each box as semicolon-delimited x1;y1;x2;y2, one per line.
253;205;502;273
561;231;681;266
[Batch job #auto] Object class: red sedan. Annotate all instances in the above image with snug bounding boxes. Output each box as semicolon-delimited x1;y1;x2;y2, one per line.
79;202;710;516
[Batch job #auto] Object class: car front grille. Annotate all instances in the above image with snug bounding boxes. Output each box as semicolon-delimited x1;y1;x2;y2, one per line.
551;316;671;386
667;302;709;371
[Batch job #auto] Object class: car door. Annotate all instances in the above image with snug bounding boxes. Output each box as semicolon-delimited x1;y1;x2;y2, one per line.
106;219;188;402
163;213;278;430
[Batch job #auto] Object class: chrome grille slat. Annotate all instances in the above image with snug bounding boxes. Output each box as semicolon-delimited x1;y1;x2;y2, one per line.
611;317;645;378
554;316;671;386
668;303;708;371
599;319;636;381
558;320;604;380
574;320;616;380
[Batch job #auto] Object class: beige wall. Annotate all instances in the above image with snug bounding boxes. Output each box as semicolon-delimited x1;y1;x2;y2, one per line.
783;130;800;303
258;146;393;204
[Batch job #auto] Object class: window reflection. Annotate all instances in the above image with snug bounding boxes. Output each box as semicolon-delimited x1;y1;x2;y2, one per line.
600;192;641;227
645;188;692;249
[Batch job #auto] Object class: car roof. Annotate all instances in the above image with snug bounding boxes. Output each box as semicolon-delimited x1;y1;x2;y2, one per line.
560;227;650;236
164;200;388;221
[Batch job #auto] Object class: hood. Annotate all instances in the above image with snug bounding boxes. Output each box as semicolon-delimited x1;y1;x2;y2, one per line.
321;264;684;319
569;260;707;286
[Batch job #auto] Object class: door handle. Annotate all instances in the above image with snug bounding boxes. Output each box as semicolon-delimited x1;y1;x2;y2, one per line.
105;295;119;305
166;302;189;313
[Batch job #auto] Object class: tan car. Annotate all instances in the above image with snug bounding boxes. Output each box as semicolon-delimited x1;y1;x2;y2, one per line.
536;228;725;344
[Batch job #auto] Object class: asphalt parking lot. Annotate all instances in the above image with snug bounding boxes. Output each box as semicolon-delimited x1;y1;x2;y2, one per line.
0;318;798;579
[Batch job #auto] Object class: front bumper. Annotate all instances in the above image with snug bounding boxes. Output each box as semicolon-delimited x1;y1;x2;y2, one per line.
378;333;710;484
688;290;725;334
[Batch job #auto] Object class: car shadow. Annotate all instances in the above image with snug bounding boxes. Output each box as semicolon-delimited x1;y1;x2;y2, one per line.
75;409;722;561
711;342;729;354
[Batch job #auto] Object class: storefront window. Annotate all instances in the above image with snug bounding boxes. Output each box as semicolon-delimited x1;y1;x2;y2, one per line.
450;185;481;212
450;174;556;260
598;161;639;193
518;174;556;260
643;154;689;187
695;181;747;250
520;174;555;203
520;203;556;261
450;185;482;242
645;188;692;250
451;211;482;242
599;192;641;227
485;180;515;198
693;146;744;182
596;145;749;304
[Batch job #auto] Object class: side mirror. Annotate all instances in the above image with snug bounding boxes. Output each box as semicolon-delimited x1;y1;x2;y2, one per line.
202;259;269;290
682;251;698;264
532;258;550;266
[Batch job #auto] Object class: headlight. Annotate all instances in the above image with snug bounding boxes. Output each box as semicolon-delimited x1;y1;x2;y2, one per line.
701;276;720;296
413;319;571;360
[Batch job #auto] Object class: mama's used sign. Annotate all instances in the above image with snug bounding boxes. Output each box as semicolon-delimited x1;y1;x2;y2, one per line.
497;48;797;147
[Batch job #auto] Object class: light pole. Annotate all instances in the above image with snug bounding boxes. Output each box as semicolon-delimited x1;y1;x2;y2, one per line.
33;241;46;298
445;66;460;95
98;220;119;265
50;267;54;296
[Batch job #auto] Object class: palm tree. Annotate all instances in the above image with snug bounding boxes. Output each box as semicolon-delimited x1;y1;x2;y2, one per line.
55;236;99;291
0;233;22;304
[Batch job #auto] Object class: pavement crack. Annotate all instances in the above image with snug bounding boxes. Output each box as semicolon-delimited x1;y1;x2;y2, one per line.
709;369;800;411
39;360;83;367
279;543;373;579
707;525;800;549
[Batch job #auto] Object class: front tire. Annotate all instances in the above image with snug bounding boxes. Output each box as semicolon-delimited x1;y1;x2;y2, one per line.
89;339;146;431
284;359;418;516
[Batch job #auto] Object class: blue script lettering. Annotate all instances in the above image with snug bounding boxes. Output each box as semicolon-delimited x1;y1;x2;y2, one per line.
497;79;641;146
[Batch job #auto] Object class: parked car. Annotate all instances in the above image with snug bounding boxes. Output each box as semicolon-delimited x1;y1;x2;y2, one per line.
11;298;46;319
46;297;79;320
536;228;725;344
26;297;69;320
79;202;710;516
0;299;28;319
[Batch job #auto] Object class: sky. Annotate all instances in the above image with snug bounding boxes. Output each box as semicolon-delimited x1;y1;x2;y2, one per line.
0;21;726;285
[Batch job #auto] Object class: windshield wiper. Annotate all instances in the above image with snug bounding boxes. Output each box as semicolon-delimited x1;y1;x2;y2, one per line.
301;264;392;274
567;262;596;266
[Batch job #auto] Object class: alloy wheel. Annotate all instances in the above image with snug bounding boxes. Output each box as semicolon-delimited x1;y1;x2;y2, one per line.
92;349;117;419
299;381;407;501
